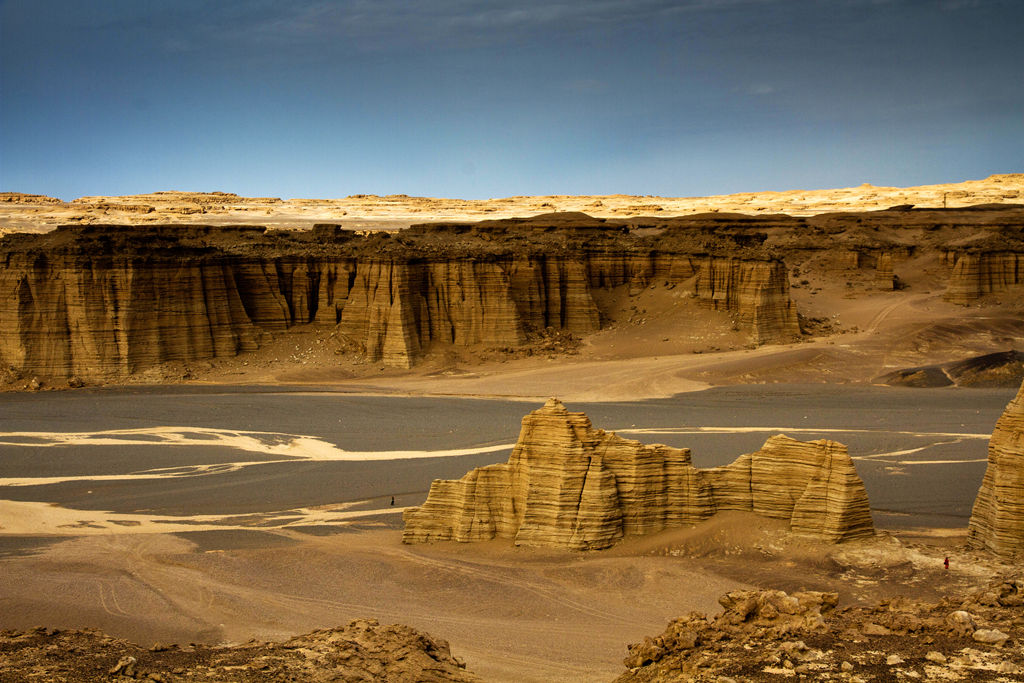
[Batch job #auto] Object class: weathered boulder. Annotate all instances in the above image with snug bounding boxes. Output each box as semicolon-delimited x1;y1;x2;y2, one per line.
968;379;1024;555
402;399;874;549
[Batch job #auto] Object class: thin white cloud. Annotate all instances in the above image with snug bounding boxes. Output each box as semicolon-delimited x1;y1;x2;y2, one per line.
748;83;776;96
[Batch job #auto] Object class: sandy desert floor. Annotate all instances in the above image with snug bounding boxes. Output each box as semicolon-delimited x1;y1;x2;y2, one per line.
1;514;1018;682
0;386;1018;681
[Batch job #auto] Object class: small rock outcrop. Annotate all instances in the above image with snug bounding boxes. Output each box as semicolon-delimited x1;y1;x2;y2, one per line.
876;350;1024;389
616;578;1024;682
402;399;873;548
0;619;479;682
968;379;1024;555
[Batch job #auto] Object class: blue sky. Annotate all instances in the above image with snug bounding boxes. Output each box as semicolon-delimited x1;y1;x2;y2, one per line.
1;0;1021;200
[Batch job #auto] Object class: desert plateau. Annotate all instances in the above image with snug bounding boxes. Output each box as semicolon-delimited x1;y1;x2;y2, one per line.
0;174;1022;682
8;0;1024;677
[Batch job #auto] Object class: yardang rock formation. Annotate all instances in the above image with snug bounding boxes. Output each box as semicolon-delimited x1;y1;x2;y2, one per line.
968;379;1024;556
402;399;874;549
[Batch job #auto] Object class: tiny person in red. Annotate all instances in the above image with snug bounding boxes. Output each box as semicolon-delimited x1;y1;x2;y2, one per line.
944;556;949;570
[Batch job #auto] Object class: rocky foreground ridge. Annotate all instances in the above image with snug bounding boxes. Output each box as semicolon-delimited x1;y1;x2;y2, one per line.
0;619;479;682
969;379;1024;556
4;580;1020;682
402;398;873;549
616;577;1024;682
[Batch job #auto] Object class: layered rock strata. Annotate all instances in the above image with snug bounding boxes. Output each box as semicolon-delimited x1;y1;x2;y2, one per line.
10;203;1023;380
0;218;799;378
968;379;1024;555
402;399;873;549
945;251;1024;303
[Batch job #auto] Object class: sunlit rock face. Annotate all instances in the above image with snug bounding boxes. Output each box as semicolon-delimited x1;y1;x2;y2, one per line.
703;434;875;543
402;399;874;549
0;222;798;378
968;380;1024;556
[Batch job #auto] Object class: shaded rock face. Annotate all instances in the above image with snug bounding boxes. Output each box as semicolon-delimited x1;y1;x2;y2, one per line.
402;399;873;549
876;350;1024;389
0;225;798;378
0;619;479;682
968;380;1024;555
945;251;1024;303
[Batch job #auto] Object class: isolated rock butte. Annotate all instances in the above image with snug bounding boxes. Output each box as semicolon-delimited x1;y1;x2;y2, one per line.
968;379;1024;555
402;399;874;549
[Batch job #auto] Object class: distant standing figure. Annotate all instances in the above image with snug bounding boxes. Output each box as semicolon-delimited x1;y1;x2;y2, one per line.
944;556;949;570
390;496;395;506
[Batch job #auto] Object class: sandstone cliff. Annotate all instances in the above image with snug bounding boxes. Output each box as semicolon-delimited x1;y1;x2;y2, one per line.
0;219;799;378
7;203;1022;383
402;399;873;549
944;251;1024;304
968;380;1024;556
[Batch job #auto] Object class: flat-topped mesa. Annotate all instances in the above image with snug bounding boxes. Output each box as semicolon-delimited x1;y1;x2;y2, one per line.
402;399;873;549
968;380;1024;556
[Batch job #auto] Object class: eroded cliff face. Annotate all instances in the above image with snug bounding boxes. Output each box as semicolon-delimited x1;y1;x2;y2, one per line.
402;399;874;549
944;251;1024;304
0;254;266;378
0;220;799;378
968;380;1024;556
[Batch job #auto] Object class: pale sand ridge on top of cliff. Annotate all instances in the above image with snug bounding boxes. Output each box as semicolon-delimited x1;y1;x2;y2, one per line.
2;173;1021;233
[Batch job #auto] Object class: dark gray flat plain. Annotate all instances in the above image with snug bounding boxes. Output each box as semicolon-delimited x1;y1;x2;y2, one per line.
0;384;1012;530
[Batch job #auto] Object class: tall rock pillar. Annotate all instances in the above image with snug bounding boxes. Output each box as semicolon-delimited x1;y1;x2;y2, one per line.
968;380;1024;555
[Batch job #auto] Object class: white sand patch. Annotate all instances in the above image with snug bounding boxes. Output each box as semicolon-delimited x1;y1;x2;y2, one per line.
894;459;987;465
0;427;515;485
0;498;405;536
854;444;955;460
0;426;513;461
617;427;990;439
